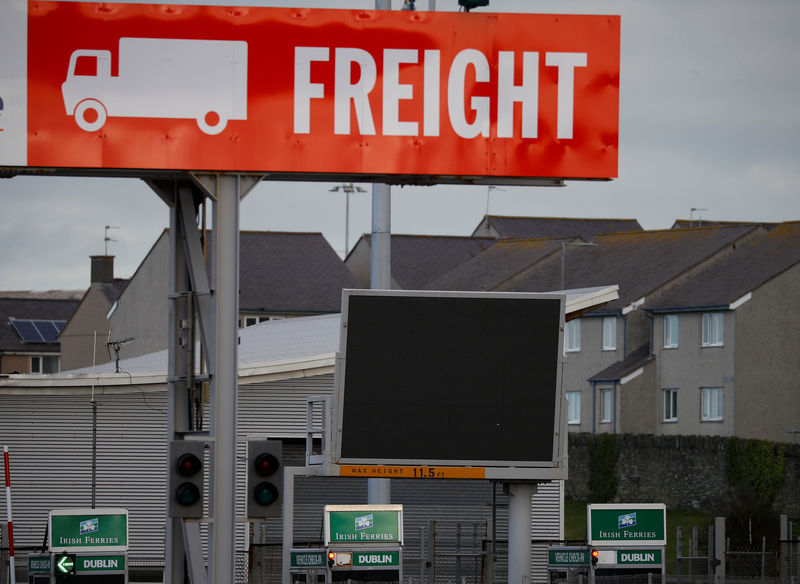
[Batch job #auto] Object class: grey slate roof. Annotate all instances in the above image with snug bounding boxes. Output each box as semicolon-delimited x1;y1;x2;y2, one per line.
0;297;80;352
360;234;496;289
646;222;800;311
238;231;361;314
472;215;642;240
426;237;571;291
504;225;761;310
589;344;652;382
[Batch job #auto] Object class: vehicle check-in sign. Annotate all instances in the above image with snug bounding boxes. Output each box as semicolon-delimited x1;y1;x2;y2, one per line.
0;2;619;180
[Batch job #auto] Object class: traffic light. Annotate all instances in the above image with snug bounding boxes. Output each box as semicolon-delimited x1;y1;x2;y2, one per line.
328;551;336;568
458;0;489;11
168;440;204;518
55;552;76;581
591;549;599;566
247;439;282;518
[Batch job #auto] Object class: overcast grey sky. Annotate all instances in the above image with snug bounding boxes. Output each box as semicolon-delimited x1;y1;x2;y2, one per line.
2;0;799;291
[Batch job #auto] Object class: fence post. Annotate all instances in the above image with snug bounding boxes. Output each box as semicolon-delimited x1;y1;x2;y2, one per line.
780;516;789;584
677;525;683;583
714;517;726;584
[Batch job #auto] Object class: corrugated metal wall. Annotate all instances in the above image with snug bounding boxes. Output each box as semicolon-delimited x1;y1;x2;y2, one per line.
2;372;563;581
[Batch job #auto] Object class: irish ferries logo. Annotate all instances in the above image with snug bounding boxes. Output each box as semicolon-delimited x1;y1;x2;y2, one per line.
80;518;99;536
618;513;636;530
355;514;374;531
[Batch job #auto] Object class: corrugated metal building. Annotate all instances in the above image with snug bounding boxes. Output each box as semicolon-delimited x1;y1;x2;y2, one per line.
0;295;617;581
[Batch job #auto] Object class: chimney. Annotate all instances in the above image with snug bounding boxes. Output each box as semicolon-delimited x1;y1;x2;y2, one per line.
90;255;115;284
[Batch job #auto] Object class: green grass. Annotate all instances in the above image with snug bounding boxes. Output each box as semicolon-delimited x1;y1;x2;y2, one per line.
564;500;714;574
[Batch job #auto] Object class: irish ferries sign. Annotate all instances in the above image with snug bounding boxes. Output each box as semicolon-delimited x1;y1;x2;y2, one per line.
324;505;403;546
49;508;129;552
587;504;666;546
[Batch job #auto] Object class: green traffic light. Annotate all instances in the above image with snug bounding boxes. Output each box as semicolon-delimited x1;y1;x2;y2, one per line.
176;481;201;506
253;481;279;506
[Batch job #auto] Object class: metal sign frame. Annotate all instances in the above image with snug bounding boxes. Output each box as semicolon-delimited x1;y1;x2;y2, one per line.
330;289;568;481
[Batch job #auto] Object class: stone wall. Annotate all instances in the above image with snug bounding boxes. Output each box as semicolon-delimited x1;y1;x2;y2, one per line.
565;433;800;517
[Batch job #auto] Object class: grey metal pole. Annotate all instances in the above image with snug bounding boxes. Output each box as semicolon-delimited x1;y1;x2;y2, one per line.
211;175;241;584
508;483;536;584
714;517;726;584
368;0;392;507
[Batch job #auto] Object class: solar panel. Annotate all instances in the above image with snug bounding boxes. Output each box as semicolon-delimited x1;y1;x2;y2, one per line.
9;319;67;343
33;320;61;343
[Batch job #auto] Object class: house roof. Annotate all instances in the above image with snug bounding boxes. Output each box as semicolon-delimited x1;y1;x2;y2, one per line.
239;231;361;313
589;344;652;383
504;225;761;310
473;215;643;240
671;219;779;230
646;222;800;311
0;297;80;353
359;234;495;289
425;237;571;291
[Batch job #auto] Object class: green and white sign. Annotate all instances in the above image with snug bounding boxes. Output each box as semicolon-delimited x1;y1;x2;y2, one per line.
352;551;400;567
587;504;666;546
76;555;126;573
617;550;663;566
325;505;403;545
49;508;129;552
28;555;51;573
548;547;590;566
290;550;327;569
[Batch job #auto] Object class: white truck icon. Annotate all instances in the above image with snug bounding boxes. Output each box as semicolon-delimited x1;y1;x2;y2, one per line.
62;37;247;135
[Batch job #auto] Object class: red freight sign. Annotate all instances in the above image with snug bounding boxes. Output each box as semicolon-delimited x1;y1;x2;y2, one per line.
25;2;620;179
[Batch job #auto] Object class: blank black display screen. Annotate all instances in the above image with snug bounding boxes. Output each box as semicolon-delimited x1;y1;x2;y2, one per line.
339;294;562;464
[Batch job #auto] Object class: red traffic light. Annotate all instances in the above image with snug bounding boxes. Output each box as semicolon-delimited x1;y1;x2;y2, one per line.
591;549;599;565
253;452;279;477
176;452;202;477
327;551;336;568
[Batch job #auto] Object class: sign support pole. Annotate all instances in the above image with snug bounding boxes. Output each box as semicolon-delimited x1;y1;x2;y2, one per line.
508;483;536;584
368;0;392;507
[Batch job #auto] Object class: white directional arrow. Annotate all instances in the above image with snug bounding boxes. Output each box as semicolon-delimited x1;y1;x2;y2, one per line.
57;554;75;574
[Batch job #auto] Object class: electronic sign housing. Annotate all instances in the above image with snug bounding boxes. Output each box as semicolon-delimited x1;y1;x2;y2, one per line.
331;290;567;481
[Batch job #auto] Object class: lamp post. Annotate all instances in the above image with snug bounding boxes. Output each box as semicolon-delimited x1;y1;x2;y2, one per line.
560;241;598;290
329;183;366;256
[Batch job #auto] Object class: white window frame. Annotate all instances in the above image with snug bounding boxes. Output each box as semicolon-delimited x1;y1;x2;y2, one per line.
566;391;581;425
31;355;59;374
663;314;679;348
701;387;723;421
600;388;613;423
564;319;581;352
602;317;617;351
701;312;724;347
663;388;678;422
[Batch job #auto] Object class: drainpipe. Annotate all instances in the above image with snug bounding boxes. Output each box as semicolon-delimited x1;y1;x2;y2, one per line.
591;381;597;434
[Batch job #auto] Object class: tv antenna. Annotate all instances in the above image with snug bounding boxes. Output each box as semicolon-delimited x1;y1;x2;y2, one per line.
104;225;119;255
106;337;134;373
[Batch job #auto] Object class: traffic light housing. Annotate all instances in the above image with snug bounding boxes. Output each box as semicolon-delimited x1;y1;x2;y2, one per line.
247;439;282;518
168;440;204;518
458;0;489;11
591;549;599;566
55;552;76;581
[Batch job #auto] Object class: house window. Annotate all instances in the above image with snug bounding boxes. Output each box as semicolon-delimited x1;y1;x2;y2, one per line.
242;315;286;327
600;388;613;423
663;389;678;422
566;391;581;424
701;313;724;347
31;355;59;374
602;317;616;350
701;387;723;421
663;314;679;348
565;319;581;352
